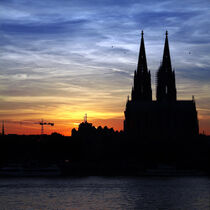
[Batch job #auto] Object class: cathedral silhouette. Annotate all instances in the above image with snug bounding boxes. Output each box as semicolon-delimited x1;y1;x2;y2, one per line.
124;31;199;140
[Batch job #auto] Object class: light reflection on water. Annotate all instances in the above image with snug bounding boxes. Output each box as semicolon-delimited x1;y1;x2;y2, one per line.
0;177;209;210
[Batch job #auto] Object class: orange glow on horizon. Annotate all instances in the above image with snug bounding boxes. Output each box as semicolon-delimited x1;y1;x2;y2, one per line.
1;117;124;136
1;99;209;136
2;115;210;136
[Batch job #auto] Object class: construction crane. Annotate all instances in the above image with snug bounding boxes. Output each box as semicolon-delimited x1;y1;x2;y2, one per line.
1;120;54;135
37;119;54;135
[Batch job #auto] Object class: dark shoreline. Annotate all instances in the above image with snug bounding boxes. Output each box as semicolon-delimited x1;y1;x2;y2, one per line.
1;133;210;178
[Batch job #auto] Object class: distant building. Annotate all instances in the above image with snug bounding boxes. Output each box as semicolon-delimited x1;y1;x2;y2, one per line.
124;31;199;140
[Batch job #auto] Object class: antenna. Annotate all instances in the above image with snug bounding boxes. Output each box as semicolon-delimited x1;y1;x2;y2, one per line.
2;121;5;136
41;119;44;135
84;113;87;123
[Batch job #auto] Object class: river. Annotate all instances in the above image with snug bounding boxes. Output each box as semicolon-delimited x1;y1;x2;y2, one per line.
0;177;209;209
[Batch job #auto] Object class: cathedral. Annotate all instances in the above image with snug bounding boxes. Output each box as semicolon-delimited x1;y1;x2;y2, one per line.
124;31;199;140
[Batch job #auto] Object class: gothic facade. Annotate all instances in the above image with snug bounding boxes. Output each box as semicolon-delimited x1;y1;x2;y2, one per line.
124;31;199;140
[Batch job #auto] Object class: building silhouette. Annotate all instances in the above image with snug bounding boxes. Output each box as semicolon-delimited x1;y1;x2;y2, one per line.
124;31;199;140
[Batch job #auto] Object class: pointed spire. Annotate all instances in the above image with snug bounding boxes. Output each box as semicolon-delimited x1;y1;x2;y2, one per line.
162;30;172;71
137;30;148;73
156;31;176;101
131;30;152;101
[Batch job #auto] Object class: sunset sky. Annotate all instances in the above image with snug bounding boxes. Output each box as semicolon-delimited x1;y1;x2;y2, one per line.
0;0;210;135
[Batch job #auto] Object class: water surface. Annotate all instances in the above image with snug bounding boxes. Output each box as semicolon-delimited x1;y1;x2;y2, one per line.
0;177;209;209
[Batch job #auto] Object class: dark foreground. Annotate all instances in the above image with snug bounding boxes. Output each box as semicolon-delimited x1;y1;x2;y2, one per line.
0;129;210;176
0;176;209;210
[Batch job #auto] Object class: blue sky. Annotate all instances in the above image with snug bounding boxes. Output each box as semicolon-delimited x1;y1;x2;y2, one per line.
0;0;210;134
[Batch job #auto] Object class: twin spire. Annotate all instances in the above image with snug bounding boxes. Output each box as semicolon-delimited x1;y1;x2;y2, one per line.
131;30;152;101
157;30;176;101
131;30;176;102
137;30;148;73
162;30;172;72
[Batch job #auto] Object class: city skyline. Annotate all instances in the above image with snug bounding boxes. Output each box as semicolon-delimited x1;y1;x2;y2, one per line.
0;0;210;135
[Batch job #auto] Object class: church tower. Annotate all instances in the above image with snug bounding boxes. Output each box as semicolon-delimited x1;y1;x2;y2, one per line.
124;30;198;139
131;31;152;101
156;31;176;101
